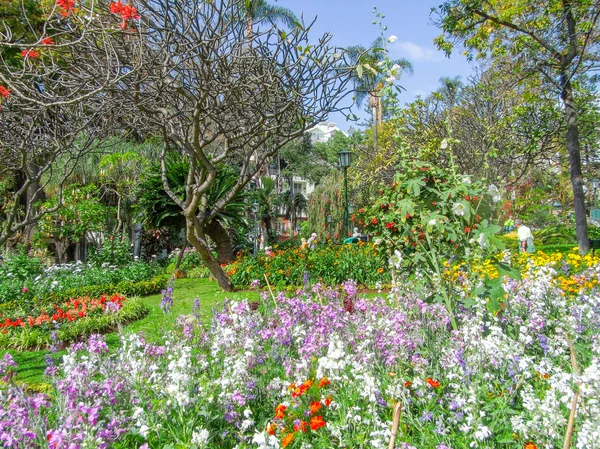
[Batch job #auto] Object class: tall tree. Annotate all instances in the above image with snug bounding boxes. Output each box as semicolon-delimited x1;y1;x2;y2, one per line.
239;0;298;37
434;0;600;253
347;38;413;142
125;0;356;290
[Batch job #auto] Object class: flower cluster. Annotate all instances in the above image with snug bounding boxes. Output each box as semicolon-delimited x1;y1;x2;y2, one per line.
0;294;125;331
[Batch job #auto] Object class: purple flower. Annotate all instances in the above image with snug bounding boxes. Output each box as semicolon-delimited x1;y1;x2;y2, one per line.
160;287;174;313
421;411;433;422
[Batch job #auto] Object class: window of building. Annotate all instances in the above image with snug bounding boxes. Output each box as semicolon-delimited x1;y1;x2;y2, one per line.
293;182;307;196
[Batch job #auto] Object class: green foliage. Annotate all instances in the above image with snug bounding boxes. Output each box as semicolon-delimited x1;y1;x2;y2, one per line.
227;243;388;287
306;173;345;240
87;235;134;267
36;185;105;242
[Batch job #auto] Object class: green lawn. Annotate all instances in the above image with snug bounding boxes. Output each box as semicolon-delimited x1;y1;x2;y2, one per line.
4;278;262;386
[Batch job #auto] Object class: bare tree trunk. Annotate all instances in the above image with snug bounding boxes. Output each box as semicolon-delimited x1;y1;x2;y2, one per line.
205;219;234;264
561;74;589;254
186;219;234;291
55;237;69;264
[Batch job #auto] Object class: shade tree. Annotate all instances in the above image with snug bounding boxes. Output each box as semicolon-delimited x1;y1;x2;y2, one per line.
123;0;357;290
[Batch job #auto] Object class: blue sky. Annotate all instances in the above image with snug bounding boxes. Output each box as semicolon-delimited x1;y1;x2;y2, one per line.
277;0;475;131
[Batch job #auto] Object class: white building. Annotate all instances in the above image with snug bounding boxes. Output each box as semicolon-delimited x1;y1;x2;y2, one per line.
306;121;345;143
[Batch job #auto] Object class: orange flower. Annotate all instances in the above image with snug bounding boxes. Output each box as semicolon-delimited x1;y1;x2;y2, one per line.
309;415;326;431
318;377;330;388
426;377;440;388
275;404;286;419
281;433;294;448
524;443;537;449
309;401;322;414
266;423;276;435
324;396;332;406
293;420;308;433
404;380;412;388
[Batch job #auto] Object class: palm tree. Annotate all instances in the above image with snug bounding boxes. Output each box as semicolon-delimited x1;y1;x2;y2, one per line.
252;176;281;245
239;0;299;38
347;38;413;142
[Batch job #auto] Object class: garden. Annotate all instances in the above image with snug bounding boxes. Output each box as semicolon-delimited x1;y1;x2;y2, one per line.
2;0;600;448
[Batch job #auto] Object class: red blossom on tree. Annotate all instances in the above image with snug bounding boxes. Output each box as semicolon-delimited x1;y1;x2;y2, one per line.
20;49;40;58
56;0;77;17
0;86;10;98
110;1;141;29
41;37;55;45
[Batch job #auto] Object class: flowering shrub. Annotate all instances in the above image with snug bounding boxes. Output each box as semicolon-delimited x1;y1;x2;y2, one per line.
1;256;599;448
355;159;500;266
227;242;388;287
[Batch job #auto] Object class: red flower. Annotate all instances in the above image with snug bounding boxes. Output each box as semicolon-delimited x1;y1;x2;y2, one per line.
324;396;332;406
404;380;412;388
464;195;470;200
524;443;538;449
309;401;322;414
274;404;286;419
385;222;395;229
464;227;471;234
371;218;378;225
266;423;276;435
309;415;326;431
20;49;40;58
293;420;308;433
110;1;140;29
22;287;28;293
359;208;365;213
426;377;440;388
0;85;11;98
56;0;77;17
406;213;412;219
41;37;55;45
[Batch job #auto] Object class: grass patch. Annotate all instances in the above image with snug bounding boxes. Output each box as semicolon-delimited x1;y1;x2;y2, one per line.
3;278;262;386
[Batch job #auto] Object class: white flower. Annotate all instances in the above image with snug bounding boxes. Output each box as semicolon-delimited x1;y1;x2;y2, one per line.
389;63;402;80
386;76;396;84
452;202;466;216
192;428;210;446
478;232;487;248
377;60;386;67
488;184;501;202
462;176;472;184
428;219;437;226
388;249;403;269
440;139;449;149
387;35;398;43
252;431;280;449
374;238;383;246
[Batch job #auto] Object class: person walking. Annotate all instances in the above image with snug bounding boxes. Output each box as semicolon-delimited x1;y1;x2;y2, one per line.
515;219;534;253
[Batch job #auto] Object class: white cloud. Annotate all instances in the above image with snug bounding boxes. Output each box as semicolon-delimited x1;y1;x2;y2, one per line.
392;41;443;62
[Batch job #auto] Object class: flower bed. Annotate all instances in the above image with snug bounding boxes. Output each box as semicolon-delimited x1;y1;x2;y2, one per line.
227;242;389;287
0;294;148;350
1;257;599;448
0;255;164;305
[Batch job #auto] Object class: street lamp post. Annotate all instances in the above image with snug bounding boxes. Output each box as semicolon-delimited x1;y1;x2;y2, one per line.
252;201;259;256
338;150;352;238
593;179;599;209
327;214;333;240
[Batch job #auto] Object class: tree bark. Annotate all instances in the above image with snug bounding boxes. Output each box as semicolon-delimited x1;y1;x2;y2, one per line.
205;219;234;264
186;219;234;291
54;237;69;264
561;75;589;253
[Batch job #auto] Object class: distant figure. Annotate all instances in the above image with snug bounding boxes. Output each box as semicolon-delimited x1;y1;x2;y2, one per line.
264;246;274;257
300;238;308;250
503;217;515;233
352;227;361;238
307;233;317;250
515;219;534;253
